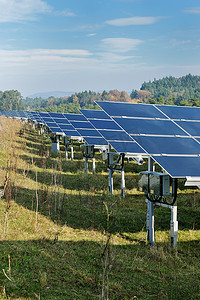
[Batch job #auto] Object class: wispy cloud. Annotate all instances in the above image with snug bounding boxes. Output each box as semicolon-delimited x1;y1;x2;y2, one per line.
183;7;200;14
87;33;97;37
55;9;76;17
0;0;52;22
105;16;160;26
170;39;191;47
101;38;143;53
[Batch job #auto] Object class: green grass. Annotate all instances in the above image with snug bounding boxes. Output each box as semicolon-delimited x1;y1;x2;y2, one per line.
0;121;200;299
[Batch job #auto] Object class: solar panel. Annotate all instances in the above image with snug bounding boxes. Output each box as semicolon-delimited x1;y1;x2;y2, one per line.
96;101;200;178
113;118;186;136
48;112;66;119
64;112;107;146
80;109;145;155
156;104;200;121
97;102;167;119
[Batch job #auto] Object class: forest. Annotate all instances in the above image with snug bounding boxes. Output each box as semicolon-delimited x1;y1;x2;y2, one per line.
1;74;200;113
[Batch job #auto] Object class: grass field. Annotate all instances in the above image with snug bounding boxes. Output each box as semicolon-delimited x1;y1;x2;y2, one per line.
0;117;200;299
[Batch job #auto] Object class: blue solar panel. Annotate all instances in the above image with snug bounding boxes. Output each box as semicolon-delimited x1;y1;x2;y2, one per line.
64;114;85;121
80;109;110;120
97;101;200;178
156;105;200;121
109;141;145;154
152;156;200;178
48;112;66;119
82;137;108;146
80;108;145;154
113;118;186;136
38;112;51;118
97;101;167;119
70;121;94;129
64;112;107;146
176;121;200;136
62;130;80;137
98;130;133;141
59;124;74;130
76;129;102;137
89;119;121;130
133;136;200;155
53;118;70;124
42;117;54;123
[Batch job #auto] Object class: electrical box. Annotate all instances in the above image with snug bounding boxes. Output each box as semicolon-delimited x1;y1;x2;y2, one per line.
102;151;107;161
82;145;95;158
139;171;171;197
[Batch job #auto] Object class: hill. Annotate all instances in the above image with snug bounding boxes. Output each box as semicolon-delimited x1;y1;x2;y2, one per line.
28;91;74;99
130;74;200;106
0;116;200;298
22;90;131;113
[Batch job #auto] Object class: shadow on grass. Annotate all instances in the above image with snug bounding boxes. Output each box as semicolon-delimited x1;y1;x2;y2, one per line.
0;238;200;299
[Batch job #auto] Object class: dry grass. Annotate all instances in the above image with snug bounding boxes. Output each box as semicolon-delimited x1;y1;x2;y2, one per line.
0;117;200;299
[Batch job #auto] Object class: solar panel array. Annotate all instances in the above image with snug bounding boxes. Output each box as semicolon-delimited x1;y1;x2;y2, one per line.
80;109;145;155
96;101;200;178
2;102;200;179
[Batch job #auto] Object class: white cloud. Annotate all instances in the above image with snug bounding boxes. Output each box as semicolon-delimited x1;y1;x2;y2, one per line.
0;0;52;22
183;7;200;14
101;38;143;53
87;33;97;37
170;39;191;47
55;9;76;17
105;16;160;26
0;49;92;69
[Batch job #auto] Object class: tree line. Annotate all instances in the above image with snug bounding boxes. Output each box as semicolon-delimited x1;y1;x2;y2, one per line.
130;74;200;106
1;74;200;112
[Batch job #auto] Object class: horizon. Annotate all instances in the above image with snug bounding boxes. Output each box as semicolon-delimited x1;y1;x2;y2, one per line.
0;0;200;97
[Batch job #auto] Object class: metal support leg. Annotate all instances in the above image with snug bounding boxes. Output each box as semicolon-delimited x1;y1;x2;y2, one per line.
121;169;125;198
65;146;68;161
47;131;49;141
147;200;155;245
71;140;74;161
92;157;95;173
108;169;113;195
85;157;88;174
170;205;178;248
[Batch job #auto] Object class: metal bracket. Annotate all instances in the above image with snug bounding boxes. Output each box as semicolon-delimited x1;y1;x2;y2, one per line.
107;151;125;198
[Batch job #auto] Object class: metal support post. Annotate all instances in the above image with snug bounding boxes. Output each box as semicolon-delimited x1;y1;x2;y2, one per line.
147;156;155;244
71;140;74;161
108;169;113;195
170;205;178;248
92;157;96;173
64;137;68;161
121;169;125;198
108;148;114;196
147;201;155;245
85;157;88;174
47;131;49;141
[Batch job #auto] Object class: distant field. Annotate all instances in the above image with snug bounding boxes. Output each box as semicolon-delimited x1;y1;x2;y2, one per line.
0;117;200;299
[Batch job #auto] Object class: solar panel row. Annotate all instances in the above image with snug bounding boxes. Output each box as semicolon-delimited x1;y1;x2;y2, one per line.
2;102;200;179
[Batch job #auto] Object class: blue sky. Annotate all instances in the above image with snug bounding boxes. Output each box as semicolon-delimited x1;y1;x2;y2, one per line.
0;0;200;97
